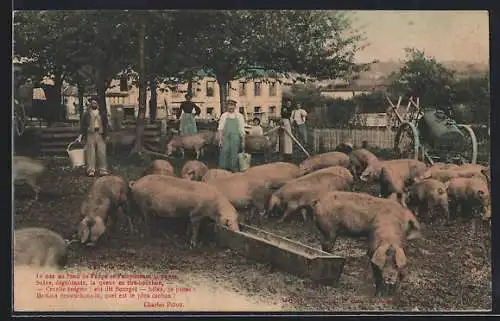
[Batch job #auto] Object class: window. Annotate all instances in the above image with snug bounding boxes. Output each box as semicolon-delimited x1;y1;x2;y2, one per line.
120;75;128;92
206;107;214;115
254;81;261;96
172;84;180;97
269;106;276;115
206;81;215;97
239;81;247;96
254;106;261;114
269;82;277;96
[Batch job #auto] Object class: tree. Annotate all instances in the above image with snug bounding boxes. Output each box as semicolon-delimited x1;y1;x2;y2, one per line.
173;10;370;112
131;12;147;154
388;48;456;109
452;74;490;125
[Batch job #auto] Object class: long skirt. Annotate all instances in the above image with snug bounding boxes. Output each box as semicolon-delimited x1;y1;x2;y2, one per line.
278;119;293;155
180;113;198;136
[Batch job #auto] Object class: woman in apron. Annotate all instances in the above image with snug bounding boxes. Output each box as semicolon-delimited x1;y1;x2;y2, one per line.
178;93;200;136
278;99;293;161
218;99;246;172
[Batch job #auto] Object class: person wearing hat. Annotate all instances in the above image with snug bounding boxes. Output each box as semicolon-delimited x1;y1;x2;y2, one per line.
249;117;264;136
177;92;201;136
218;99;246;172
76;97;110;177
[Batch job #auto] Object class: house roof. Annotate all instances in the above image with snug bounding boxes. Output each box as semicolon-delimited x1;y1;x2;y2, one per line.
320;83;388;92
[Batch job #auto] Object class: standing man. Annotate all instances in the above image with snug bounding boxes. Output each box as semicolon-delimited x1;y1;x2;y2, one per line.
291;102;308;147
177;93;201;136
218;99;246;172
77;97;110;177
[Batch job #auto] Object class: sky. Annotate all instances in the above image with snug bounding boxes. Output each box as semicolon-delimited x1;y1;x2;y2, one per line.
349;11;490;64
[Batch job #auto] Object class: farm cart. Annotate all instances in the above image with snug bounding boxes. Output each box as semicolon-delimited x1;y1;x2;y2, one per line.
386;96;478;165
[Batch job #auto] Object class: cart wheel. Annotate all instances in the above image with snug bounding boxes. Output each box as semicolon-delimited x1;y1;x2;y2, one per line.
394;122;420;160
456;124;478;164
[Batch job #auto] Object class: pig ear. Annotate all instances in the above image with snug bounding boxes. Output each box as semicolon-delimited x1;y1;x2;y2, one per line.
129;181;136;188
395;247;407;268
370;243;390;268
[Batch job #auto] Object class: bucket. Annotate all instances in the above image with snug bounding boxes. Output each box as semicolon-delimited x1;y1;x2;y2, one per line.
67;140;86;168
238;152;252;172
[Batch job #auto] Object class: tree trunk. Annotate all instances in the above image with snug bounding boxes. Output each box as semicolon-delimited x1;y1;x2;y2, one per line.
131;17;147;154
217;76;229;114
77;81;85;121
187;79;193;97
53;71;66;122
149;78;157;124
96;83;110;136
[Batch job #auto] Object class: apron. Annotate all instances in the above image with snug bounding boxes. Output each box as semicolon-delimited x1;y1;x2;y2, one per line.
180;112;198;136
280;118;293;154
219;117;241;172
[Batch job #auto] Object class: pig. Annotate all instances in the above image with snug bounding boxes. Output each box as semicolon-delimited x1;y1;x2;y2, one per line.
360;159;427;185
378;160;428;207
312;191;421;252
244;131;279;154
481;166;490;187
180;160;209;181
14;227;69;269
348;148;379;180
166;132;207;160
415;167;486;184
75;175;132;247
243;162;302;186
312;195;418;296
106;130;136;156
142;159;175;177
198;130;218;146
13;156;46;200
446;177;491;222
207;173;282;224
267;166;354;222
201;169;233;182
128;175;240;248
298;152;350;175
405;179;449;224
453;163;488;174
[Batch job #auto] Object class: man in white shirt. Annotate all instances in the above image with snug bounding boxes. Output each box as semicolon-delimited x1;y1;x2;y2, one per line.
291;102;308;146
218;99;246;172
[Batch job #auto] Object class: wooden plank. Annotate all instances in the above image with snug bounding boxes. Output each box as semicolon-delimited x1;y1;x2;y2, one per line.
212;223;345;286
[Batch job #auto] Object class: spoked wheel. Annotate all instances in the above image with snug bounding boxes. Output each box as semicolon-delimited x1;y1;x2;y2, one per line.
14;99;27;137
456;124;478;164
394;122;420;160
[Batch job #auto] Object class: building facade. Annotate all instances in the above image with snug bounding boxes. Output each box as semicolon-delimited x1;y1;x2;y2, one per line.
64;76;283;124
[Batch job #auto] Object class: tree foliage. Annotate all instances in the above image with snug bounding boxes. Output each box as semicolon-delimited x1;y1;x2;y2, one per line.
388;48;456;109
452;74;490;125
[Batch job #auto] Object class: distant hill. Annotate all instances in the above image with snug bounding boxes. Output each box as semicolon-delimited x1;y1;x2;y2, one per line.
357;60;489;83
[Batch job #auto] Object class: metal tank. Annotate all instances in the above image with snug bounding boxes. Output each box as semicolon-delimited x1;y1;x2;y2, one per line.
417;109;465;152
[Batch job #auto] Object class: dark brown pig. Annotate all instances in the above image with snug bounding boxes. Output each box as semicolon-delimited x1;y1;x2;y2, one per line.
75;175;131;247
180;160;209;181
128;175;240;248
142;159;175;177
14;156;46;200
446;177;491;222
201;169;234;182
348;148;379;180
106;130;136;156
405;179;449;224
298;152;350;175
14;227;69;269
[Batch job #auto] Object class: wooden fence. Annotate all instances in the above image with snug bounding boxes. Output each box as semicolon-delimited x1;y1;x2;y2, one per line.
312;127;396;153
39;123;163;154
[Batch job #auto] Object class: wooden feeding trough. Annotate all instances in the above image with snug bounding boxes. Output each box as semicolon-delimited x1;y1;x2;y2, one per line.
211;223;346;286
